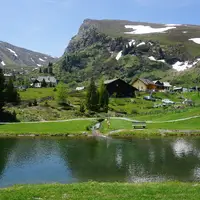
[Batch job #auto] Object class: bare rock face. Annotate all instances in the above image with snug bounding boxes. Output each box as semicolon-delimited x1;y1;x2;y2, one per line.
65;19;195;66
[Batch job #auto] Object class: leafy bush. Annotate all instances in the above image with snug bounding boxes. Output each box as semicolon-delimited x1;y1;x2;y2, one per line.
44;101;49;107
131;109;139;115
80;102;85;113
33;99;38;106
97;118;104;123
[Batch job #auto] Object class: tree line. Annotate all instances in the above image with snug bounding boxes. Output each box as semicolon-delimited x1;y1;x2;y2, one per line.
56;78;109;113
86;78;109;112
0;68;20;121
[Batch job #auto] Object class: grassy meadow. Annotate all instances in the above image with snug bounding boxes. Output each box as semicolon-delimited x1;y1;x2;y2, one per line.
19;87;56;101
3;87;200;135
0;120;94;135
101;117;200;133
1;182;200;200
0;116;199;136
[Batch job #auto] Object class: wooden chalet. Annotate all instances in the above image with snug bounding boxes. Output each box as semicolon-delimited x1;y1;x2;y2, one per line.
104;78;137;98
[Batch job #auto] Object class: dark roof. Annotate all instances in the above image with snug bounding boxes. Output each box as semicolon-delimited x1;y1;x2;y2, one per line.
104;78;118;85
139;78;155;85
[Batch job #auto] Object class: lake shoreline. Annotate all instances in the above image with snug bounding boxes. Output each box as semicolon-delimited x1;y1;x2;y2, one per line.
0;128;200;138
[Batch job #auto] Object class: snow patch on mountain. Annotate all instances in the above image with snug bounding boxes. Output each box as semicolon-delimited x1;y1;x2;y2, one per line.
7;48;18;57
31;58;35;63
37;64;42;67
129;39;135;46
116;51;122;60
1;61;6;66
172;59;200;71
159;60;166;63
148;56;165;63
165;24;182;27
189;38;200;45
148;56;156;61
183;31;188;34
39;58;45;62
124;25;176;34
149;42;153;46
44;57;47;59
137;42;145;47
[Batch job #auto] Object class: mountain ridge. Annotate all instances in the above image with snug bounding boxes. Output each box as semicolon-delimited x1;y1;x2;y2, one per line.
56;19;200;86
0;41;57;68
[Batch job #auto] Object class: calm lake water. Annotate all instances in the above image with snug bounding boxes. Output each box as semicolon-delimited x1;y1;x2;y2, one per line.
1;136;200;187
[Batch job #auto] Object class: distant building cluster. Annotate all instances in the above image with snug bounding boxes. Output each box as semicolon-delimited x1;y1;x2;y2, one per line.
30;76;57;88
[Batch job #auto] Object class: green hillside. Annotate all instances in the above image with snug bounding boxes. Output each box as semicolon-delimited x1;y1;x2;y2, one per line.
54;19;200;86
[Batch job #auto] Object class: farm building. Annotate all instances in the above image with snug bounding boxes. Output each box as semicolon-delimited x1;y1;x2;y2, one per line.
132;78;156;91
104;78;137;98
153;80;172;91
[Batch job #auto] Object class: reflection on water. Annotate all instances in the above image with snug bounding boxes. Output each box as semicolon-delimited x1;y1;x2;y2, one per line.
1;137;200;187
172;139;194;158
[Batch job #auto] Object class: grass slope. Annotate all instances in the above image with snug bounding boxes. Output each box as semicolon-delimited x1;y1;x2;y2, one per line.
19;88;56;101
101;117;200;135
0;116;199;136
1;182;200;200
0;120;94;135
134;107;200;121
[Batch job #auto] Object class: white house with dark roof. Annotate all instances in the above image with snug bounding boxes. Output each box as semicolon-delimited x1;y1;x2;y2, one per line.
31;76;57;88
153;80;172;92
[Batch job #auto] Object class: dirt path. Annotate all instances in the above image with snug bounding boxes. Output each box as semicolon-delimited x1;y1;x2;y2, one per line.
146;115;200;123
0;115;199;125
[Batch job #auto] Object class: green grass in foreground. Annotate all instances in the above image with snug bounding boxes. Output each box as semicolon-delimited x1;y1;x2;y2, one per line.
0;120;94;135
0;117;200;135
1;182;200;200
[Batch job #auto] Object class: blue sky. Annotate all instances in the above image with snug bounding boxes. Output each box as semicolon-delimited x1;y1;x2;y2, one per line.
0;0;200;57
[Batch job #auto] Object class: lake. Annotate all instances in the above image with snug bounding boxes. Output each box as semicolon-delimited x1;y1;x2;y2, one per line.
1;136;200;187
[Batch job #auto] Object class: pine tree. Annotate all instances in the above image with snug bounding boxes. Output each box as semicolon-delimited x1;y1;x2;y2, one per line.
43;68;48;73
56;82;68;105
86;78;99;112
48;66;53;74
33;99;38;106
41;79;47;87
0;68;5;111
61;57;67;71
4;79;20;105
80;102;85;113
48;62;53;67
99;79;109;112
39;68;42;73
